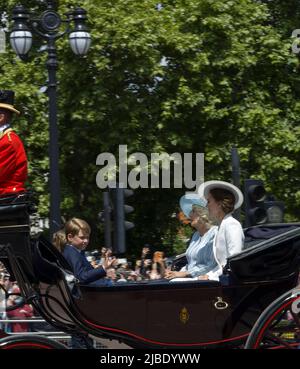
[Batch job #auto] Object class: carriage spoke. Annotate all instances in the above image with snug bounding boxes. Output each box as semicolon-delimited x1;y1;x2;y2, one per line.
257;303;300;349
269;309;287;329
289;309;300;330
263;330;296;349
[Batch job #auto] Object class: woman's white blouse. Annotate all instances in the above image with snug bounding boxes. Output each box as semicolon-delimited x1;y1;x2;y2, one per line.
207;214;244;281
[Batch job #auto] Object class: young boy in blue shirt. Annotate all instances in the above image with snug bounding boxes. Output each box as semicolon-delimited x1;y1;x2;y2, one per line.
63;217;114;287
63;217;115;349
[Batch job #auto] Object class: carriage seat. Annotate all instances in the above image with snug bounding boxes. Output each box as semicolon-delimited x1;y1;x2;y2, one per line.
243;224;300;250
32;235;75;283
226;224;300;283
31;236;85;332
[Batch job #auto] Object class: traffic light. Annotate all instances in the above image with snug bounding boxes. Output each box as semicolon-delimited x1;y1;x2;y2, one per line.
112;187;135;254
98;191;112;249
244;179;284;227
244;179;267;227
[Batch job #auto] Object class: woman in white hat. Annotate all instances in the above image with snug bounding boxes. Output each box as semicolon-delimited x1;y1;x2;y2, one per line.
197;181;244;281
165;194;218;281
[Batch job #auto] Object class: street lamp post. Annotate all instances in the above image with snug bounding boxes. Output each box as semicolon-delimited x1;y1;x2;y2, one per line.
9;1;91;237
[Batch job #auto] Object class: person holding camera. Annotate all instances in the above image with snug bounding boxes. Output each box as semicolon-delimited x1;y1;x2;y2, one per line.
139;245;152;278
149;251;166;279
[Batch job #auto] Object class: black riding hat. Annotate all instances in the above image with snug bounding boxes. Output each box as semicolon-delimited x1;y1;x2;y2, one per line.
0;90;20;114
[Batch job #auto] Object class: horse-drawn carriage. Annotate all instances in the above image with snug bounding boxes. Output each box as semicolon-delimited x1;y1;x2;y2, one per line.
0;194;299;349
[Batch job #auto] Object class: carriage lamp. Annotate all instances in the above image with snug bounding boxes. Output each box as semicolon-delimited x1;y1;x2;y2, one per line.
9;1;91;238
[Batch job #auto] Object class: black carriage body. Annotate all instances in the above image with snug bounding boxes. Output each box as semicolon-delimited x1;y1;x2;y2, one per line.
76;276;297;348
0;196;300;349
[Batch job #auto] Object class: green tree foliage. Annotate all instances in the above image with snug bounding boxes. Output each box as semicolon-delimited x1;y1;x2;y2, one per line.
0;0;299;256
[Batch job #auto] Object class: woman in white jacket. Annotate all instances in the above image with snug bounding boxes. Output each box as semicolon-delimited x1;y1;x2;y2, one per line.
197;181;244;281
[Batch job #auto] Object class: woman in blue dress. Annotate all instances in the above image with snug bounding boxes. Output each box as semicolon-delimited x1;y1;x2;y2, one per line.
165;194;218;281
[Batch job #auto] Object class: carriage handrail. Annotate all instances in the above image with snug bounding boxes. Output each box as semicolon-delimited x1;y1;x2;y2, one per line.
0;317;107;348
0;317;71;336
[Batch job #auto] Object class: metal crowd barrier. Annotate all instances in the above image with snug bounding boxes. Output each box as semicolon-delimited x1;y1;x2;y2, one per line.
0;318;106;348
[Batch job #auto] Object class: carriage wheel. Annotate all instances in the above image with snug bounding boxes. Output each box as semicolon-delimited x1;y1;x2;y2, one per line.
0;335;67;349
245;288;300;349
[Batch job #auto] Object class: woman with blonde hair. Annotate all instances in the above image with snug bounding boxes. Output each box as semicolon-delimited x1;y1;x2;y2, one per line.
165;194;218;281
52;228;67;252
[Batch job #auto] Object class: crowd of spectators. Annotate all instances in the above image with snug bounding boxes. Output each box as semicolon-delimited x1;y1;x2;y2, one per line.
0;262;34;333
0;261;59;336
84;245;170;283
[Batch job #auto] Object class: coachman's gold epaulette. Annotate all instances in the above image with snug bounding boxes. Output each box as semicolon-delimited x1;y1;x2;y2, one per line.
0;128;14;142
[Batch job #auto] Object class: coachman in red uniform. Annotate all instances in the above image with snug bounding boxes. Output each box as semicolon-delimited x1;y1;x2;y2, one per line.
0;90;27;196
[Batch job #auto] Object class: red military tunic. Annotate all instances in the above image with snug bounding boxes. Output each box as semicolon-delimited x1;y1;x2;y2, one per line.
0;128;28;195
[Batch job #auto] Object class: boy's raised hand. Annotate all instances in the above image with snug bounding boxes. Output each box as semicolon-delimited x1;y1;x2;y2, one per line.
101;249;118;270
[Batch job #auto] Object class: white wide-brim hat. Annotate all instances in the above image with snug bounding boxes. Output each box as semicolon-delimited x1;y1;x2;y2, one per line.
197;180;244;210
179;193;207;219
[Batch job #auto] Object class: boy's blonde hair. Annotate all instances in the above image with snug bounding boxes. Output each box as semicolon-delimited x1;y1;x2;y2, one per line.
64;218;91;237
